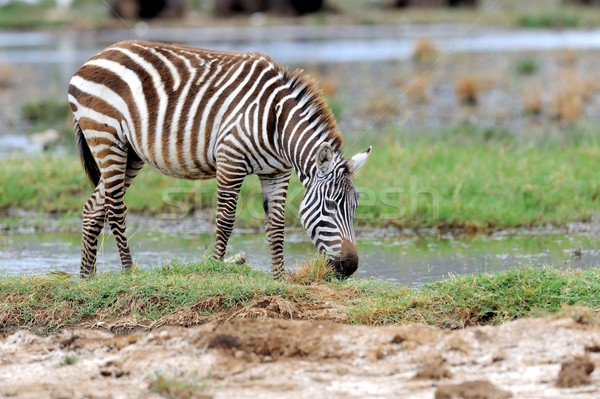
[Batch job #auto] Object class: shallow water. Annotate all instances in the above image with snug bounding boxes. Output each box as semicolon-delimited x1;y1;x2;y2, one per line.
2;26;600;282
2;26;600;104
3;26;600;65
1;223;598;285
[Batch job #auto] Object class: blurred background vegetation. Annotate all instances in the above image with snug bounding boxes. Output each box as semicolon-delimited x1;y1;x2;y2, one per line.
2;0;600;30
2;0;600;229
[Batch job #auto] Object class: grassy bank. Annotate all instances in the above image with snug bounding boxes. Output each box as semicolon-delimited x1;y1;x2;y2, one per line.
1;260;599;332
2;128;600;230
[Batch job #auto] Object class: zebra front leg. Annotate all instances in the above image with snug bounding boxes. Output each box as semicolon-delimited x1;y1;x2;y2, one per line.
81;182;107;277
213;171;245;261
259;172;291;279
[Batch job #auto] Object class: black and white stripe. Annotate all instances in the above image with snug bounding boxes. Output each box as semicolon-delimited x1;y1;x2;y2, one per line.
68;40;371;278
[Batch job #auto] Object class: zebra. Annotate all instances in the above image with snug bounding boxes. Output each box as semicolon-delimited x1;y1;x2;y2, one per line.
68;40;371;279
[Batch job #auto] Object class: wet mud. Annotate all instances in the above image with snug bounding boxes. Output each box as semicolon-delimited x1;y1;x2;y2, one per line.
1;317;599;398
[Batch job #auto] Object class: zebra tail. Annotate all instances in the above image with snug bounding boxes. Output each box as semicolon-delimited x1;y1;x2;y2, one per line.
75;121;101;189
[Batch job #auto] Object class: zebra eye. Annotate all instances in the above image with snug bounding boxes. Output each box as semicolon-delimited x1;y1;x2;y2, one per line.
325;199;336;210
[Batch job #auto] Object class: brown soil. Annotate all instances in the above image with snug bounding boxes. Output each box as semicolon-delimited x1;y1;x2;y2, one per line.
1;317;600;398
0;294;351;335
435;380;512;399
414;354;453;380
556;355;596;388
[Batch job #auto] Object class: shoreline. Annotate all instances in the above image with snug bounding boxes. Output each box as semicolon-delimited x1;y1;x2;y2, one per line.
3;208;600;237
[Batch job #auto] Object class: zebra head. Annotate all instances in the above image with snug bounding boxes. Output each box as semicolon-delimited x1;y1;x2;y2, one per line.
299;142;371;277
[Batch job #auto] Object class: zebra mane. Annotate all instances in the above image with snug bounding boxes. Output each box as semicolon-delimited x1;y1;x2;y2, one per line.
280;68;343;152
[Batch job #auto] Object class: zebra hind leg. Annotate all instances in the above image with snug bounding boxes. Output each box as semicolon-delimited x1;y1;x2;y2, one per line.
108;149;145;269
105;149;144;271
259;172;291;279
82;144;137;275
81;182;107;277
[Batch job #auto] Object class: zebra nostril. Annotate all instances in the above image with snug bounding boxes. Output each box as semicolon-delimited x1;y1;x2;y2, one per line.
340;239;359;277
328;257;343;275
328;255;358;279
329;240;359;278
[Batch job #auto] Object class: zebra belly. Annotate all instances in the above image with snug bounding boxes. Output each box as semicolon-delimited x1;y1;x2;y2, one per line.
127;137;217;181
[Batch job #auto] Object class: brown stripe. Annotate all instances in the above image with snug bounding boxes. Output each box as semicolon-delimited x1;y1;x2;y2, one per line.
104;45;160;165
72;65;141;152
203;60;253;163
154;47;193;174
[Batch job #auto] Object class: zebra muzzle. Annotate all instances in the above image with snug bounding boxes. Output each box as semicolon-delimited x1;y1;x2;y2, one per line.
329;239;359;278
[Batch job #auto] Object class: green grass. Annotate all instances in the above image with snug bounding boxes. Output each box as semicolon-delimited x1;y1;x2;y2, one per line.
517;13;580;29
1;260;598;331
19;97;74;144
0;259;307;330
149;374;209;399
59;353;78;367
0;1;68;29
2;0;600;31
3;126;600;230
21;98;72;126
514;57;539;76
347;266;600;328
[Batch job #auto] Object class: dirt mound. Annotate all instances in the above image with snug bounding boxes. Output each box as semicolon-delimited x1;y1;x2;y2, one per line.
1;317;600;398
414;355;452;380
556;355;595;387
435;380;512;399
46;294;351;334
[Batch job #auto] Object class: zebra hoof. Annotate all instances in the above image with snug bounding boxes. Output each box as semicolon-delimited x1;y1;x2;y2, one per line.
225;252;246;265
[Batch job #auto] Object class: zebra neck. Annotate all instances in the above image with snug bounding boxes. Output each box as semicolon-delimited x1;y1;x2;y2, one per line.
277;112;340;187
274;72;343;187
282;136;343;188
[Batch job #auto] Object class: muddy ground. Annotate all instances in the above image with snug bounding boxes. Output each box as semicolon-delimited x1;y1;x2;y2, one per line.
1;314;599;399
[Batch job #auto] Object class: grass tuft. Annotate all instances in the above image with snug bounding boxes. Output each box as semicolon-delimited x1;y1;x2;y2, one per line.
522;80;543;115
285;255;336;284
412;37;438;64
552;69;595;124
515;57;539;76
404;75;431;103
149;374;210;399
455;77;479;106
58;353;78;367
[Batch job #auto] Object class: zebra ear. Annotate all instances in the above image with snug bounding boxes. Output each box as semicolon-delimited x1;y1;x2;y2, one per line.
316;142;334;174
348;146;372;175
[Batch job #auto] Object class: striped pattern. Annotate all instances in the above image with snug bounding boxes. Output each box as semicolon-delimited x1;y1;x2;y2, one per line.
68;40;370;279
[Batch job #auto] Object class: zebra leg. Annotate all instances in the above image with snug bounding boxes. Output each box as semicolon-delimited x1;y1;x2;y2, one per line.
105;153;143;271
106;195;133;270
81;182;107;277
213;170;245;262
259;172;291;279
